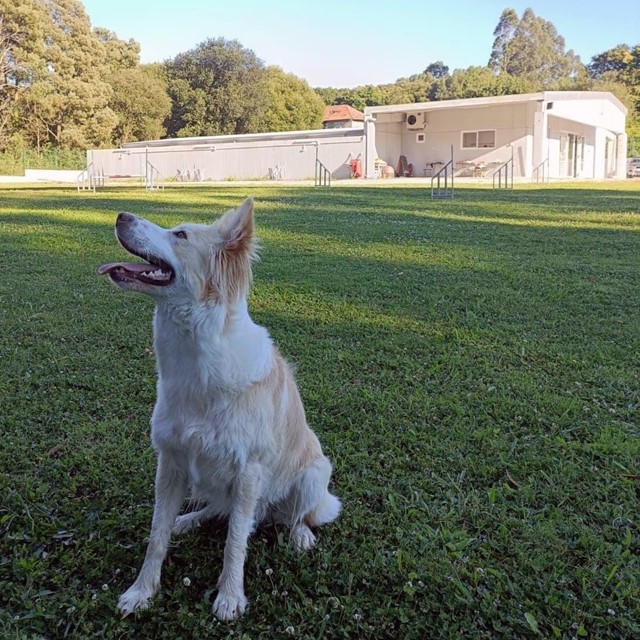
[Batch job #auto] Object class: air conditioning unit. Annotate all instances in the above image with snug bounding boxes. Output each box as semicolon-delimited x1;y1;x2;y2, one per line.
406;112;426;130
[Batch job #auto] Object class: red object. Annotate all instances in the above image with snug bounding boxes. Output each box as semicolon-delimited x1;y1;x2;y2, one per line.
349;158;363;178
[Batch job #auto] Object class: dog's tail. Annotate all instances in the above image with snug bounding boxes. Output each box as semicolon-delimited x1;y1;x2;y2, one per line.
307;491;341;527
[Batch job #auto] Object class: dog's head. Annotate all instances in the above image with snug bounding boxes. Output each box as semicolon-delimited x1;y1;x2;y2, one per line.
98;198;258;304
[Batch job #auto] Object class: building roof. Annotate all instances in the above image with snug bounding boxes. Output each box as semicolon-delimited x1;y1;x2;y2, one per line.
322;104;365;123
121;126;364;150
364;91;627;117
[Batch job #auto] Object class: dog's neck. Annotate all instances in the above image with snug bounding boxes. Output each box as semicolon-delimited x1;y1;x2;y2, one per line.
152;297;273;391
154;296;252;338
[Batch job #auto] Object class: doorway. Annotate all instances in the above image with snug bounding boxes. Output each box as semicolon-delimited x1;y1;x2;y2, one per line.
559;133;585;177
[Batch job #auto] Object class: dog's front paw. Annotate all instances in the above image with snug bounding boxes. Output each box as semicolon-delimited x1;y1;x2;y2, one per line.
117;584;156;617
213;590;248;621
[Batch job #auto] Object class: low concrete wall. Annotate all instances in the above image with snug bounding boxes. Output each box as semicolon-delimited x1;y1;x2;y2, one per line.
0;175;33;183
0;169;82;183
24;169;83;182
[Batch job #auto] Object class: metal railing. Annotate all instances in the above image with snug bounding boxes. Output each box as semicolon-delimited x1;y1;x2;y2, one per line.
431;145;454;198
430;160;455;198
315;159;331;187
532;157;549;183
76;163;95;192
492;157;514;189
145;160;165;191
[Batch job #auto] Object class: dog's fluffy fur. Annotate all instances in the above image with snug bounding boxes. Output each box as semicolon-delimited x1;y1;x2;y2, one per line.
99;198;340;621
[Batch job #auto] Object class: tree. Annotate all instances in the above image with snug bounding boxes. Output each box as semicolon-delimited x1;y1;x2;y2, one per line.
314;82;420;111
588;44;640;85
488;9;519;72
0;12;22;148
256;66;324;132
164;77;207;138
431;66;533;101
0;0;120;150
108;65;171;144
424;61;449;79
164;38;268;137
588;44;640;154
488;8;584;88
95;27;140;71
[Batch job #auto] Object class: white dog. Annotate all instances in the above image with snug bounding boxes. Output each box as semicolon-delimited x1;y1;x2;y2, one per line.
98;198;340;621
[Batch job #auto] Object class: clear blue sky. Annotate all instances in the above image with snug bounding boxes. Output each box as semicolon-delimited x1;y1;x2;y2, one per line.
82;0;636;87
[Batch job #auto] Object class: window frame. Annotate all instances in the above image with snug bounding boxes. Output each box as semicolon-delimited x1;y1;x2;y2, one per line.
460;129;496;150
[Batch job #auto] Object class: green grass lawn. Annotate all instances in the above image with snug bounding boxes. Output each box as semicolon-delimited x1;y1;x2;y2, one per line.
1;182;638;639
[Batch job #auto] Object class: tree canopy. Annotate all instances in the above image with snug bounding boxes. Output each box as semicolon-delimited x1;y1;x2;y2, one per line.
108;65;171;145
1;0;118;150
256;66;324;132
488;8;583;87
164;38;268;137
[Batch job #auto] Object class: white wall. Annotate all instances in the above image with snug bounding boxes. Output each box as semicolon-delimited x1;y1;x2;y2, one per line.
378;103;533;177
24;169;83;182
374;121;402;170
548;96;626;133
89;133;363;182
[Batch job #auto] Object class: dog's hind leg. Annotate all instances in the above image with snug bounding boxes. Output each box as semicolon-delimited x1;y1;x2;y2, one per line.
118;453;187;616
173;505;217;535
276;456;341;552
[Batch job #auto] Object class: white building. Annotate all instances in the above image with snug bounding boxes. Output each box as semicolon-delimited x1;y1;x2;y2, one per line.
364;91;628;180
86;91;627;184
89;127;364;183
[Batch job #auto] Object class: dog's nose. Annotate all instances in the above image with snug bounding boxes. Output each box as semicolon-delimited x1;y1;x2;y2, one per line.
117;211;136;225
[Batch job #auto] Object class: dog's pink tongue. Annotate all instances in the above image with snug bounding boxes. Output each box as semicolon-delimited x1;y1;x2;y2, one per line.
97;262;150;275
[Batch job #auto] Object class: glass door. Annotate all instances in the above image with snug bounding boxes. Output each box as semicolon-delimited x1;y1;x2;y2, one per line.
559;134;569;177
560;134;585;178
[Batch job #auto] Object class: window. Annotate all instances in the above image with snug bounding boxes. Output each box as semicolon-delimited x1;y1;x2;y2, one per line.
461;130;496;149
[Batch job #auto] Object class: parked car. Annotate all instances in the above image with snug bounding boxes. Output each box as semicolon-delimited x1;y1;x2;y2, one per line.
627;158;640;178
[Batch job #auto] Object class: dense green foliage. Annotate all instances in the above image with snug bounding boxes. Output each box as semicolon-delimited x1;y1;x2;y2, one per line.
588;44;640;154
0;2;638;159
108;65;172;145
0;183;639;639
256;66;325;133
488;8;583;87
164;38;268;137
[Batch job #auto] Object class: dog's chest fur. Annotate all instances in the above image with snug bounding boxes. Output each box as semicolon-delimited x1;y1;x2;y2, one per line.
148;303;278;501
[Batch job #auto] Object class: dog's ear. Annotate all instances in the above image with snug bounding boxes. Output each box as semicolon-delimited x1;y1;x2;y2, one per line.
217;197;255;255
206;198;258;302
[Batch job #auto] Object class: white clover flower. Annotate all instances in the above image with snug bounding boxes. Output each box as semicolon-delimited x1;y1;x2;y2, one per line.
183;577;191;587
265;568;273;576
285;625;295;634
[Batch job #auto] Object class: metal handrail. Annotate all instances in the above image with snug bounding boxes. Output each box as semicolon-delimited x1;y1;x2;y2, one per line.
77;162;95;192
145;160;165;191
493;157;514;189
315;159;331;187
430;145;454;198
532;157;549;183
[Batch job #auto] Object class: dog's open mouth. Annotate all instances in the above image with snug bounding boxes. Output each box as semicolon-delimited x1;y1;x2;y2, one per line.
98;237;175;286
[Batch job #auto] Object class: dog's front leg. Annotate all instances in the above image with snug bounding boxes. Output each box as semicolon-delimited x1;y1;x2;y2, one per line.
213;464;262;621
118;452;187;616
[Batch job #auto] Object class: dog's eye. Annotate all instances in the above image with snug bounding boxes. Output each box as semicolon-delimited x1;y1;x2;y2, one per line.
173;230;187;240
